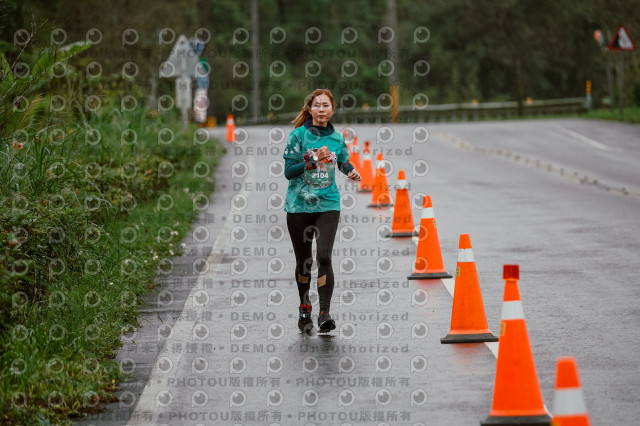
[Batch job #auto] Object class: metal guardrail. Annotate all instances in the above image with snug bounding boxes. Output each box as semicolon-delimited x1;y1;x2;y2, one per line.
241;97;589;125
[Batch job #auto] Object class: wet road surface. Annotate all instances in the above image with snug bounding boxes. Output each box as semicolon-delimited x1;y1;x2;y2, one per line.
76;119;640;425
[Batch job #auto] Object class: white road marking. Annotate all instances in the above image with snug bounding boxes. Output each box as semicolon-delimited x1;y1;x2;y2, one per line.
484;341;499;358
441;277;455;296
437;130;640;200
127;154;255;424
559;127;619;152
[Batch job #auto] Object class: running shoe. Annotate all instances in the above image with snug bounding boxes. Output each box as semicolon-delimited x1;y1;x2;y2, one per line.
298;304;313;332
318;310;336;332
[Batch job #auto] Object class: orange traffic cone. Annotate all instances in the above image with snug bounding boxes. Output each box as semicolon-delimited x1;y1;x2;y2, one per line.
358;141;374;193
387;170;418;237
441;234;497;343
342;128;349;149
407;196;452;280
481;264;551;425
368;153;393;208
350;139;361;171
551;357;590;426
226;114;235;142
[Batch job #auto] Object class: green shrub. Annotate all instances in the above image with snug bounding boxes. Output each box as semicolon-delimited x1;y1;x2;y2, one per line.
0;35;225;424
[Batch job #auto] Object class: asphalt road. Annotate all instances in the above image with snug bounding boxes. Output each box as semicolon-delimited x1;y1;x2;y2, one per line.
76;118;640;426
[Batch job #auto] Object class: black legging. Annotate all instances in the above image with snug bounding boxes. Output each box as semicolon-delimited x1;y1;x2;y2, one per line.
286;210;340;313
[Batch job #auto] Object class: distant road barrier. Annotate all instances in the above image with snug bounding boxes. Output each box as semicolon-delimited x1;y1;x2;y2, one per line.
241;97;589;125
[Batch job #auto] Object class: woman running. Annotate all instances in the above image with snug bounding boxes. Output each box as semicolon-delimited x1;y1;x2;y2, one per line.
282;88;361;332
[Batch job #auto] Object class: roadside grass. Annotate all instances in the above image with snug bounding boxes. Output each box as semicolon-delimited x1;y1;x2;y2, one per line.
583;106;640;123
1;37;226;425
504;106;640;123
519;106;640;123
0;108;224;424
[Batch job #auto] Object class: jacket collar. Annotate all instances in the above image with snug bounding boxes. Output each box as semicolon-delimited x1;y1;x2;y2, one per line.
303;118;335;136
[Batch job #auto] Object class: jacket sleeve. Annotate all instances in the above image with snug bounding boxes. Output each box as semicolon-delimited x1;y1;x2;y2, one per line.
338;160;354;175
283;130;307;180
283;131;302;161
284;158;306;180
336;132;353;175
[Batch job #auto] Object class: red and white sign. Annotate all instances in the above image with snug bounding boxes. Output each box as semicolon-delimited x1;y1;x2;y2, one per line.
193;88;208;123
608;25;636;51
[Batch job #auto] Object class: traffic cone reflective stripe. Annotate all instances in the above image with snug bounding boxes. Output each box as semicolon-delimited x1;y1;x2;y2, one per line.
408;196;452;280
388;170;418;237
368;153;393;208
552;357;590;426
226;114;236;142
553;390;588;418
481;264;551;425
554;390;587;414
458;248;474;262
441;234;497;343
420;207;434;219
501;300;525;319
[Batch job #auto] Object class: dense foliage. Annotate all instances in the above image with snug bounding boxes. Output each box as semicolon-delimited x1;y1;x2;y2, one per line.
0;3;224;424
2;0;639;124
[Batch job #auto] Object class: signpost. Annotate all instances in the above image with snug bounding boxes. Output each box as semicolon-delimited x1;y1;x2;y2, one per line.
160;35;201;128
194;59;210;125
594;29;614;109
607;25;636;118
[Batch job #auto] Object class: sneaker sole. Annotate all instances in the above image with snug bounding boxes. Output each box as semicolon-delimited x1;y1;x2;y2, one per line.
298;320;313;332
318;319;336;332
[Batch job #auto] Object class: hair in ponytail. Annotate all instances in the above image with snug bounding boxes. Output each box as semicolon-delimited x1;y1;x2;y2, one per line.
291;88;337;128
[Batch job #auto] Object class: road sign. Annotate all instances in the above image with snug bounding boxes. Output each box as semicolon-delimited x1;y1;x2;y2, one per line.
160;34;202;128
161;34;200;78
594;30;603;44
193;88;208;123
175;76;192;109
608;25;636;51
606;26;635;117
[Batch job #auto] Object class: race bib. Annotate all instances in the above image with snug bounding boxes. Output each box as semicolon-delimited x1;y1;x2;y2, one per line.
303;149;336;188
304;162;335;188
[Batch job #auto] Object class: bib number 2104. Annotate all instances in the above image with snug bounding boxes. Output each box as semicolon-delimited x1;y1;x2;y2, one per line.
304;162;335;188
